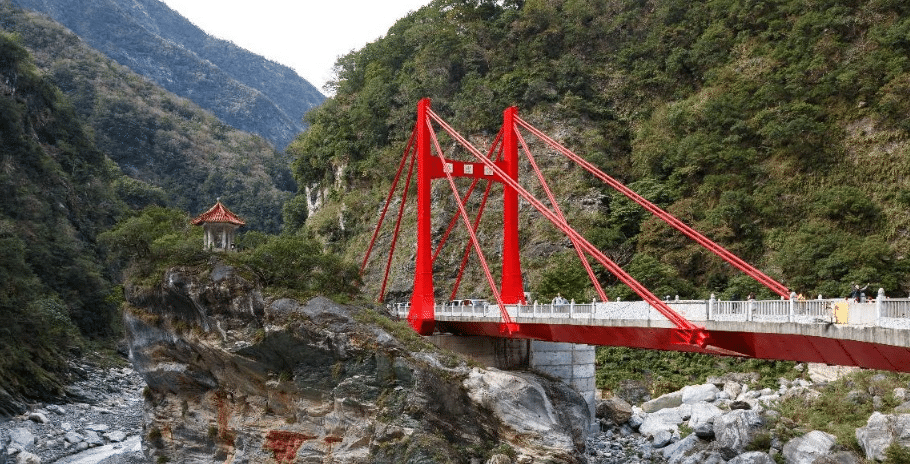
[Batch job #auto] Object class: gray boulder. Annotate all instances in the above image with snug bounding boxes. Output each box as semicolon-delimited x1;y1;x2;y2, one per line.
894;401;910;413
15;451;41;464
724;382;743;401
682;384;719;404
662;433;702;463
812;451;861;464
27;412;48;424
629;413;644;430
681;450;727;464
653;429;674;448
782;430;836;464
643;390;684;413
688;402;723;428
640;406;687;437
596;394;633;426
855;412;910;461
104;431;128;442
8;428;34;452
84;430;105;446
727;451;776;464
694;422;715;439
713;409;763;455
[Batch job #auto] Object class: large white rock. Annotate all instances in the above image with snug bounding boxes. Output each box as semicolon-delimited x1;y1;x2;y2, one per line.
680;450;728;464
681;384;719;404
688;402;723;428
782;430;836;464
642;390;684;413
463;367;588;455
724;382;743;402
713;409;763;455
661;433;701;463
639;406;688;437
727;451;776;464
855;412;910;461
8;428;34;451
15;451;41;464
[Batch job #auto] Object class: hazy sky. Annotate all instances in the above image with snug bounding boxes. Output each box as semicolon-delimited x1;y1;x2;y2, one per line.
160;0;431;94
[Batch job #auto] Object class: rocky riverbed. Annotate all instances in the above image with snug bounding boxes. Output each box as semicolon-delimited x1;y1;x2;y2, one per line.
0;361;147;464
2;355;910;464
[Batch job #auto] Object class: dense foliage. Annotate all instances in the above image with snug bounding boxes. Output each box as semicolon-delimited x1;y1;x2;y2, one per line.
100;207;361;301
290;0;910;302
1;1;295;234
0;31;124;411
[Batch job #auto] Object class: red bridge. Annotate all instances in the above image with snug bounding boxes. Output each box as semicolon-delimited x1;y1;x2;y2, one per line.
362;98;910;373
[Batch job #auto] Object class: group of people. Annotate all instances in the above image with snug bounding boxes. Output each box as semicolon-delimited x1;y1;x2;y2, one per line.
551;293;569;305
545;283;876;305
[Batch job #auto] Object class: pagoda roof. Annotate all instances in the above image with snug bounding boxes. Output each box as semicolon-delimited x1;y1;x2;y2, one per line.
191;201;245;226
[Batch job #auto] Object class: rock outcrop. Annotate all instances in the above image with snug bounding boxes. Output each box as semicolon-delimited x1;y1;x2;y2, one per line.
855;412;910;461
124;263;588;463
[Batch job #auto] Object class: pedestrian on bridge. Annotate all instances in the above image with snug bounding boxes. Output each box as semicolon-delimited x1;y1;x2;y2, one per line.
552;293;568;306
849;283;868;302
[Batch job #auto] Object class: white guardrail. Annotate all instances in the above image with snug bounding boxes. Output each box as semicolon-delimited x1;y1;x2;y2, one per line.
390;289;910;330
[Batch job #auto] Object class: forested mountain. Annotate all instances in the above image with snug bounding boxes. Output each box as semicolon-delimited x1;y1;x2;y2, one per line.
0;29;125;413
0;1;310;413
292;0;910;302
1;1;294;233
10;0;325;150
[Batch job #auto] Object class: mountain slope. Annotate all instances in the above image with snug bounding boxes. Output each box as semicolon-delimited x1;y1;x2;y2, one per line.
0;29;126;414
11;0;325;150
1;1;294;233
291;0;910;302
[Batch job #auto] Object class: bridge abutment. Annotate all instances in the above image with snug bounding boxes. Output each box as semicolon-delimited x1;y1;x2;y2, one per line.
426;335;597;427
529;341;597;424
427;334;530;369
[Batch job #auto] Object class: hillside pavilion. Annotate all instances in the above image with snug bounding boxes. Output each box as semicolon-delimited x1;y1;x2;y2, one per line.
191;200;245;251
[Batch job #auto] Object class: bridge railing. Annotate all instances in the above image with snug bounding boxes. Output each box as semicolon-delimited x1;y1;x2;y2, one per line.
388;293;910;329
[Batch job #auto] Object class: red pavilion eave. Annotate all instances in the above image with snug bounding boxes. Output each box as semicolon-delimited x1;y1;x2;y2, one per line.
191;201;245;226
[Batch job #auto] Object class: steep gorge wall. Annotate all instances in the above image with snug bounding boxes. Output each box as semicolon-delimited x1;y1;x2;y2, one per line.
124;263;590;463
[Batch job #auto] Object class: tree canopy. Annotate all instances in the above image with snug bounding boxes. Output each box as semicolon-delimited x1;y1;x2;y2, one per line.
289;0;910;301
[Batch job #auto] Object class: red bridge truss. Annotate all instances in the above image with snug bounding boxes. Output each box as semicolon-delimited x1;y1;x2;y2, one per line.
361;98;796;351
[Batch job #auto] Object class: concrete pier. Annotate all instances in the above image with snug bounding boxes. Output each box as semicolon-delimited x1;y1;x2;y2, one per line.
426;335;597;425
529;341;597;422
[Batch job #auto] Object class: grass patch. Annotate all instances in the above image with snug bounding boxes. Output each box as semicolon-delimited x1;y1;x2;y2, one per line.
352;306;436;353
596;346;801;397
772;370;910;453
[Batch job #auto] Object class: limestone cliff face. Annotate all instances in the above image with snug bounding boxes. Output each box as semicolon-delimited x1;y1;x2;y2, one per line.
124;262;589;463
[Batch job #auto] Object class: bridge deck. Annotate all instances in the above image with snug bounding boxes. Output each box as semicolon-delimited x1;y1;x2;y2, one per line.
392;298;910;372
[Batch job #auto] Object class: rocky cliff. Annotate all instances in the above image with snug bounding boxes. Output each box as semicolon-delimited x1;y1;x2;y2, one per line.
123;262;589;463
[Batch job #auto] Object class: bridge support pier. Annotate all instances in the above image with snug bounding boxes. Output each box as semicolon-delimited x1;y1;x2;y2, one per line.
529;341;597;425
426;336;596;428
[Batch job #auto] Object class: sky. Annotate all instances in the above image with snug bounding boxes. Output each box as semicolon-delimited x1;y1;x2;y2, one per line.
160;0;431;94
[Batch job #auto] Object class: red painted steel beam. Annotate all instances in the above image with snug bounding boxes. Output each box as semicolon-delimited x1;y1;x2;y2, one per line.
514;122;609;303
427;117;518;333
436;320;910;373
426;108;707;346
513;116;790;299
501;107;525;304
408;98;437;335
